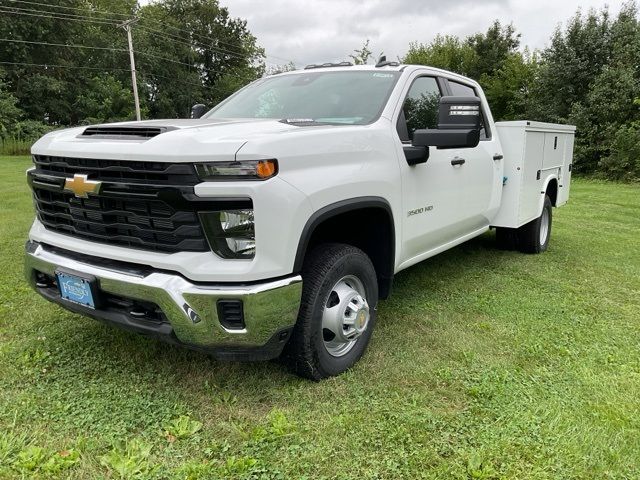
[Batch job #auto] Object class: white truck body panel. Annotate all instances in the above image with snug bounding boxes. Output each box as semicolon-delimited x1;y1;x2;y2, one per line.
491;121;576;228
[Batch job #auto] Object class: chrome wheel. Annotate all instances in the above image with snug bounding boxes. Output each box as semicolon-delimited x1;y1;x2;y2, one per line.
540;208;550;246
322;275;370;357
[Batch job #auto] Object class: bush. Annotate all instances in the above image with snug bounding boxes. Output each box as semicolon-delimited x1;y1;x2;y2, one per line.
9;120;54;140
0;137;33;156
599;123;640;181
0;120;55;155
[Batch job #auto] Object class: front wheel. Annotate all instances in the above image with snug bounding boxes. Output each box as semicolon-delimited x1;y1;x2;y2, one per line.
517;195;553;253
284;243;378;380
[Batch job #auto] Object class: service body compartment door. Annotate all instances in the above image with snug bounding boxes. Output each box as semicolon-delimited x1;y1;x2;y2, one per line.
557;134;575;206
543;133;565;170
520;131;545;223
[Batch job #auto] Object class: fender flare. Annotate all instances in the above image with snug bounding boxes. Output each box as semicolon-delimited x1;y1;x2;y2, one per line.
538;174;559;217
292;196;396;296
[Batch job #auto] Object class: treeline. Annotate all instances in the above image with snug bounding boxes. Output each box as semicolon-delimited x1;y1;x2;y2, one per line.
403;2;640;180
0;0;265;145
1;1;639;179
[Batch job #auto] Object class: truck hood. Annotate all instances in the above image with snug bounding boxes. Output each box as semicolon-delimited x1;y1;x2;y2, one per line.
31;118;308;162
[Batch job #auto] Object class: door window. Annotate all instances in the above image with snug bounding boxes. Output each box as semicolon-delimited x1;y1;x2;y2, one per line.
397;76;441;142
447;80;490;140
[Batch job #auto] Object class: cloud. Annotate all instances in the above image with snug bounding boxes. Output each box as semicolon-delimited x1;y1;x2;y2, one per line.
217;0;626;67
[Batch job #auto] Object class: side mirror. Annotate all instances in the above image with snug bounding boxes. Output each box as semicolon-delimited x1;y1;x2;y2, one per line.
412;96;481;149
190;104;207;119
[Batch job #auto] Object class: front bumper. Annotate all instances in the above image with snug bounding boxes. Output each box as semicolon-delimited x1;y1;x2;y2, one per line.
24;241;303;360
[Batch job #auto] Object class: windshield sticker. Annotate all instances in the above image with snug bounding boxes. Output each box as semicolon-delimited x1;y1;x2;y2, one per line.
372;73;394;78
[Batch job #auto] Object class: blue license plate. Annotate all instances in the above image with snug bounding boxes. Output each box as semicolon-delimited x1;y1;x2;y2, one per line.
56;271;96;309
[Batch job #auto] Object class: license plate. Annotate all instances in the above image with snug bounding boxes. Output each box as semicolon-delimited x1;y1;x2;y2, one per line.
56;271;96;309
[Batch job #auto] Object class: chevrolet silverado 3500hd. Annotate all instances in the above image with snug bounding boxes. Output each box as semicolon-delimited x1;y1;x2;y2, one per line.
25;63;575;380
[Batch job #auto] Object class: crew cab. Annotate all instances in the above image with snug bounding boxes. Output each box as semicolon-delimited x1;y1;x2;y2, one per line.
24;63;575;379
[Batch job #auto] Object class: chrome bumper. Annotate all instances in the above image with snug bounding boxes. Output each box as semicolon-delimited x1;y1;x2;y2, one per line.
25;241;302;358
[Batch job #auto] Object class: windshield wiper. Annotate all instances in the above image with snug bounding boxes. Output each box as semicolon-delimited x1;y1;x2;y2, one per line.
279;118;325;126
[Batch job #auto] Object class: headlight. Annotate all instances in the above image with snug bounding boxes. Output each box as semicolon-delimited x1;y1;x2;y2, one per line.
195;160;278;181
200;209;255;259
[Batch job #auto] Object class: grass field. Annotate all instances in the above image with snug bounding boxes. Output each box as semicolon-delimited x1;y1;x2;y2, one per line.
0;155;639;479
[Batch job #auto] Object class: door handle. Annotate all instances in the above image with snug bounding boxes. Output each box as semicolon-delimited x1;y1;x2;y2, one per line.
493;154;503;161
451;158;466;166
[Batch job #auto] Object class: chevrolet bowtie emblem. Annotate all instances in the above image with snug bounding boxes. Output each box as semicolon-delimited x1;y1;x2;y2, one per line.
64;174;102;198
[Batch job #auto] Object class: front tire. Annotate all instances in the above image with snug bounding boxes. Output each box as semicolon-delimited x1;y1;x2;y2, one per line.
517;195;553;253
284;243;378;380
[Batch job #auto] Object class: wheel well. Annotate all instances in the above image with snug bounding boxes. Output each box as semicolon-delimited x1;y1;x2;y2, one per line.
294;201;395;299
546;178;558;206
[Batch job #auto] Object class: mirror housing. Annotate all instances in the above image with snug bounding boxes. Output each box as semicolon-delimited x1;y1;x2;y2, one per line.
190;104;207;119
412;96;482;149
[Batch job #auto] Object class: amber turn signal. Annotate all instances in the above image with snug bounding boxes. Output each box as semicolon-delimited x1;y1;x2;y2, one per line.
256;160;278;179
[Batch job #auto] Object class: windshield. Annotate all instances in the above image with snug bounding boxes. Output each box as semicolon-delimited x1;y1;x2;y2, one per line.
205;70;401;125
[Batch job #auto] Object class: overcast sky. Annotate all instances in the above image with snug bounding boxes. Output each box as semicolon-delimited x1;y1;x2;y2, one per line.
212;0;626;68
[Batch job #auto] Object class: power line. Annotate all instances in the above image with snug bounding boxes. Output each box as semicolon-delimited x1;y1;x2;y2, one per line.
1;3;117;21
0;37;196;68
1;6;271;66
138;71;205;88
0;60;130;71
4;0;298;65
7;0;257;59
135;24;274;65
5;0;132;19
0;37;127;52
0;60;245;89
0;7;119;26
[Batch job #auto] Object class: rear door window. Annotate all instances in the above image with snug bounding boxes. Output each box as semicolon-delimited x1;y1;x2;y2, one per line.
447;80;490;140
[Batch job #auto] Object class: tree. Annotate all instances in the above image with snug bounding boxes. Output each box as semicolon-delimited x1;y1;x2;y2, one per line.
74;75;138;124
403;23;532;121
466;21;521;79
403;36;476;76
0;73;21;137
266;62;297;75
526;7;613;123
0;0;265;125
527;2;640;175
481;49;538;121
349;40;373;65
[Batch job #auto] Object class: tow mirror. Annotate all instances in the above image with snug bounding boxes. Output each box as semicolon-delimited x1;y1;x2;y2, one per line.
190;104;207;119
412;96;481;149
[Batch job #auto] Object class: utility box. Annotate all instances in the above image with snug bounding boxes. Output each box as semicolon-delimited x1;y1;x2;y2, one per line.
491;121;576;229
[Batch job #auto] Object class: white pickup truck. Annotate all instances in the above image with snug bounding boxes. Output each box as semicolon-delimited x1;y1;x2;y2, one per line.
25;63;575;379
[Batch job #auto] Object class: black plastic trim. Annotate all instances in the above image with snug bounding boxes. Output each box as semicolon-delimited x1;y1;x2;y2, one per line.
293;197;395;297
80;126;177;139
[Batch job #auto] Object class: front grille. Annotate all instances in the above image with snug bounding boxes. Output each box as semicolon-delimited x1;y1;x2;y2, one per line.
34;188;207;252
33;155;200;185
29;156;215;253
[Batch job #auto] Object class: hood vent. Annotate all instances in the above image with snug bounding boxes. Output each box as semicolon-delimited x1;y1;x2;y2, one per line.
81;126;176;139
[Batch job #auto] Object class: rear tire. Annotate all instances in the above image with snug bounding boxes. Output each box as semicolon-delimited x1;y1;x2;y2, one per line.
495;227;518;250
517;195;552;253
284;243;378;380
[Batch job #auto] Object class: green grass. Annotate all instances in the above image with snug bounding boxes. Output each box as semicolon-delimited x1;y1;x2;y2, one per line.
1;155;639;479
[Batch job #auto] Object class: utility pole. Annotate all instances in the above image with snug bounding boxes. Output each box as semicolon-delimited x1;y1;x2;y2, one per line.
120;18;141;121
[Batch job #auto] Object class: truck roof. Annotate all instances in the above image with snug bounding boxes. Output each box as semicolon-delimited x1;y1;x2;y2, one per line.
269;63;480;88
